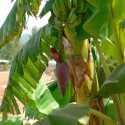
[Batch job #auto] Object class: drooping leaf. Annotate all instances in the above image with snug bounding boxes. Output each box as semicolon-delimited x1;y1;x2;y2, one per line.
0;2;18;48
99;64;125;97
33;103;90;125
0;0;42;48
0;24;55;115
34;81;59;114
25;80;59;120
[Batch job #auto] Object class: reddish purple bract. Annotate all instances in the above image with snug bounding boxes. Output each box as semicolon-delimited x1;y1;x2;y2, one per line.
50;47;60;62
56;62;69;97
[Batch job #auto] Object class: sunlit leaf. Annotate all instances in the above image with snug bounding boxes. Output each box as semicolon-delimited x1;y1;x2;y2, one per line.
33;103;90;125
112;0;124;23
83;0;110;38
100;37;117;60
99;64;125;97
25;80;59;119
34;81;59;114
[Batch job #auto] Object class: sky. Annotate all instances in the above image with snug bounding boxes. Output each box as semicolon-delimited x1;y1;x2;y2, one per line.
0;0;51;34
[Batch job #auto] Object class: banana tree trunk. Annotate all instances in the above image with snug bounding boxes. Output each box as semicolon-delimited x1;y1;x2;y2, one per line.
63;37;104;125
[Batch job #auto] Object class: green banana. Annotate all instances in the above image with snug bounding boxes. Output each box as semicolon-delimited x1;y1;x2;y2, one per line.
58;0;66;12
77;0;84;14
83;3;87;12
54;0;61;12
68;20;79;29
77;17;82;25
69;13;77;24
52;2;62;18
67;8;75;21
68;0;73;9
73;0;77;10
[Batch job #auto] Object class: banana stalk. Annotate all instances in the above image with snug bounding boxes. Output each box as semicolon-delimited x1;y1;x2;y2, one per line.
63;36;97;102
89;97;104;125
63;37;104;125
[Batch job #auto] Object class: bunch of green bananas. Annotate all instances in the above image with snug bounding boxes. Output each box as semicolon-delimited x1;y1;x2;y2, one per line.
52;0;86;29
66;8;82;29
65;0;86;13
52;0;68;19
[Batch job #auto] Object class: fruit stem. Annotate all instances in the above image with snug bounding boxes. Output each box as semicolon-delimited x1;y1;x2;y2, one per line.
89;109;118;125
58;21;64;62
69;78;74;101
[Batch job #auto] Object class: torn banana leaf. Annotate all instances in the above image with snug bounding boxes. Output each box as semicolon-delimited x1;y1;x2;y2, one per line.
0;25;55;116
0;0;42;48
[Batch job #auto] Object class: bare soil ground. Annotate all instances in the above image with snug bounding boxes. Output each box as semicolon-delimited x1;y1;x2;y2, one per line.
0;72;9;103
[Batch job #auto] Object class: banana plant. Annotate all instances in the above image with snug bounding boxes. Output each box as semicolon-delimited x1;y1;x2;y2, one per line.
0;0;125;125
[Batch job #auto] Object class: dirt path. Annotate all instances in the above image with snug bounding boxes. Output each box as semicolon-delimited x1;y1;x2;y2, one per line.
0;71;9;102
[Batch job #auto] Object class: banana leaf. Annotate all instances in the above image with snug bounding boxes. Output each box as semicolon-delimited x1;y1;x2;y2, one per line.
33;103;90;125
25;80;59;120
48;81;72;108
99;64;125;97
0;0;42;48
0;24;55;116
